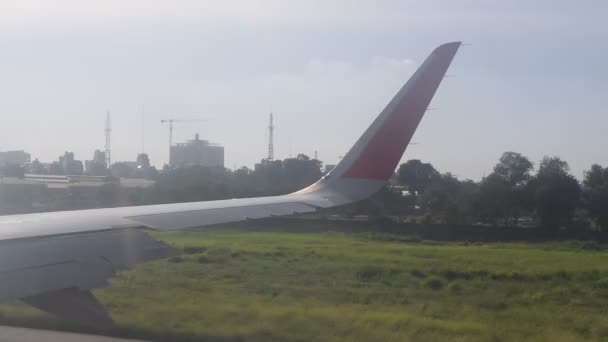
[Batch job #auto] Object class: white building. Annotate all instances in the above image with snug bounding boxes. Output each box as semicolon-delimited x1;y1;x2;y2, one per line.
0;150;31;166
170;134;224;168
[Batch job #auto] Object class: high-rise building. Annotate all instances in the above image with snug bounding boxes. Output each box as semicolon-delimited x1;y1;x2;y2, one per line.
93;150;106;165
0;150;31;166
136;153;151;169
170;133;224;168
85;150;108;176
59;152;84;175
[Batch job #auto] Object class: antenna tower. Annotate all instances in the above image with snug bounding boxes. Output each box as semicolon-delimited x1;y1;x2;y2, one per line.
268;113;274;160
105;111;111;168
141;105;145;154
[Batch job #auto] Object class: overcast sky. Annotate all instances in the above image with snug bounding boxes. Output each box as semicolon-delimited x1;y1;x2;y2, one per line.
0;0;606;180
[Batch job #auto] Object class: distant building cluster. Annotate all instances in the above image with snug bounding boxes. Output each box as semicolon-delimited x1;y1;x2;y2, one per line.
0;148;158;214
170;133;224;169
0;132;226;180
0;132;225;180
27;151;106;176
0;149;158;181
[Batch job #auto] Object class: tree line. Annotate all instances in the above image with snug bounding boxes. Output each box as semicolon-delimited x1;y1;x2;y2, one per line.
387;152;608;232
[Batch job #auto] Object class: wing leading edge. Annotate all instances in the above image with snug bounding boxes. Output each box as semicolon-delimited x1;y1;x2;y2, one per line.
0;42;461;325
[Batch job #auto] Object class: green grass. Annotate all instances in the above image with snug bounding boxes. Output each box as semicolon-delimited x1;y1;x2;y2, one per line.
1;222;608;341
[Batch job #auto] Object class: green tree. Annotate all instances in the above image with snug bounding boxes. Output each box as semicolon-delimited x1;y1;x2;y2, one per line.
397;160;439;194
477;173;510;224
281;154;323;192
0;184;39;214
419;173;479;224
529;157;581;230
252;160;285;195
493;152;534;187
582;164;608;231
478;152;534;225
111;162;136;178
155;166;234;203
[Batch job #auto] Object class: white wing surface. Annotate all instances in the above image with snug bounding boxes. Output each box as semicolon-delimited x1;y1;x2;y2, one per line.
0;42;461;325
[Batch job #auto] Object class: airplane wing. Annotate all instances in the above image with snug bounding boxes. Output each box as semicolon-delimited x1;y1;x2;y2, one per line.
0;42;461;326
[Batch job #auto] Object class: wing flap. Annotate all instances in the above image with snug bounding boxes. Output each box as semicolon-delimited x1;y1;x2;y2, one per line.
0;259;113;302
23;288;114;328
0;229;175;301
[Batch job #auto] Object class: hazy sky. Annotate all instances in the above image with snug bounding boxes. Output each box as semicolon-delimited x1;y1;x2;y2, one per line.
0;1;606;180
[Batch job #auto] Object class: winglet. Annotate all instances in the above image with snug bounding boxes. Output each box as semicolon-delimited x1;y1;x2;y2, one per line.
296;42;461;203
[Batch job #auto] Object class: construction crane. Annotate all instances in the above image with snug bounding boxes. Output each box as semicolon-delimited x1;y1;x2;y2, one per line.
268;113;274;161
160;118;209;159
105;111;111;168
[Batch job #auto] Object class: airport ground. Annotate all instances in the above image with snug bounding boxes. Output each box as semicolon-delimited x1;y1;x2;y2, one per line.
0;219;607;341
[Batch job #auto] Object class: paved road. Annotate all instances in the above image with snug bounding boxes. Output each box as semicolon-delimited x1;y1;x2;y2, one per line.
0;326;148;342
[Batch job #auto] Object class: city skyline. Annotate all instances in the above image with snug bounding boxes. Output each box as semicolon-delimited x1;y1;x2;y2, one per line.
0;1;606;180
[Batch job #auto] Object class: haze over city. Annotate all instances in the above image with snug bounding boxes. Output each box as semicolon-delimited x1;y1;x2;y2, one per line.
1;0;606;180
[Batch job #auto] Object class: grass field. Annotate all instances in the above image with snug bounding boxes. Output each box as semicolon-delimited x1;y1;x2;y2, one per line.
1;220;608;341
